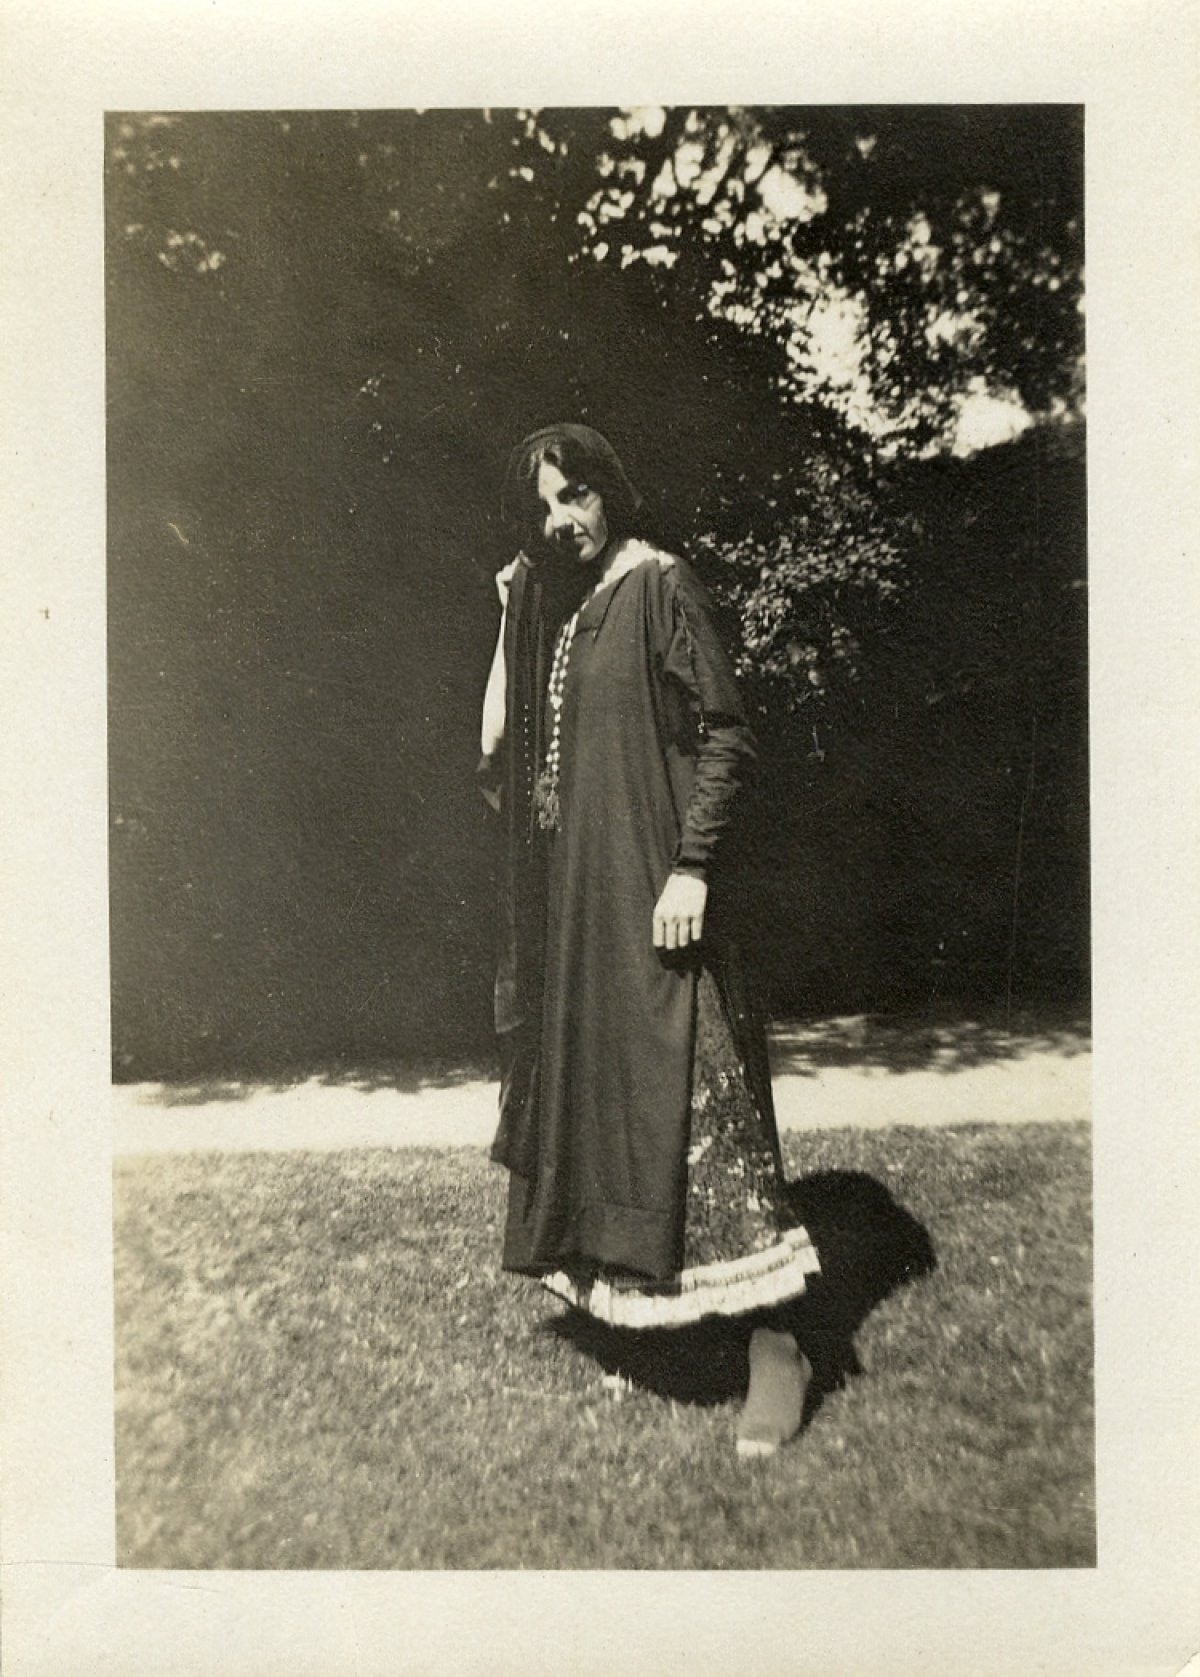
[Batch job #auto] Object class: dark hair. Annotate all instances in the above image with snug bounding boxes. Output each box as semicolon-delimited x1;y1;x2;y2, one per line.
501;423;643;551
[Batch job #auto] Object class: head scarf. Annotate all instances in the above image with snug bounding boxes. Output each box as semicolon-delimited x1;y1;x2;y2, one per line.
501;423;643;549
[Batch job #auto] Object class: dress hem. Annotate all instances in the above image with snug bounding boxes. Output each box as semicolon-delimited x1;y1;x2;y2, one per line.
539;1225;821;1330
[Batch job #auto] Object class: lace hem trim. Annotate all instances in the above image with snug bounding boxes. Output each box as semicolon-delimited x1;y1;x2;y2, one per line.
540;1225;821;1330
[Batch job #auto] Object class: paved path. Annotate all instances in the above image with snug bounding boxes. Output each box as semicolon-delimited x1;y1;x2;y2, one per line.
113;1019;1090;1156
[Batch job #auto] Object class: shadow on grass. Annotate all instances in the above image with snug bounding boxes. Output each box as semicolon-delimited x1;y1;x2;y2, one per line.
121;1006;1089;1106
547;1170;936;1424
769;1008;1090;1079
125;1053;501;1106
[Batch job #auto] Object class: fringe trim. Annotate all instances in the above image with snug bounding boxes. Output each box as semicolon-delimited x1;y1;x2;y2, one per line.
540;1225;821;1330
533;768;561;831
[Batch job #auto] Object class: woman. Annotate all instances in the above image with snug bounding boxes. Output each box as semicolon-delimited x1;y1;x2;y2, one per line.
479;423;820;1458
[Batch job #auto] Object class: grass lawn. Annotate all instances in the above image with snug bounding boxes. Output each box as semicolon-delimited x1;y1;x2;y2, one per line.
114;1121;1094;1569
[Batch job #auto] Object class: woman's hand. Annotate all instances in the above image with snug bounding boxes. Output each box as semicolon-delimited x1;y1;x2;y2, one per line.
652;872;708;950
495;559;520;606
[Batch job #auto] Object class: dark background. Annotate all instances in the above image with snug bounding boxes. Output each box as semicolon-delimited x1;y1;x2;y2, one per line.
106;108;1087;1081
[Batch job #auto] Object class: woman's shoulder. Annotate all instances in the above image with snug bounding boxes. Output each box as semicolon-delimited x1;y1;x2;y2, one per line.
621;540;715;613
619;536;677;567
619;538;704;591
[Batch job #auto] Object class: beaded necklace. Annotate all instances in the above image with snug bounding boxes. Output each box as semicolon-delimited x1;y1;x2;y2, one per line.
533;606;581;831
531;543;646;832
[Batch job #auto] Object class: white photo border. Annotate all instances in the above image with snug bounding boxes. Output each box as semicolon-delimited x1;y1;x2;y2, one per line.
3;1;1199;1672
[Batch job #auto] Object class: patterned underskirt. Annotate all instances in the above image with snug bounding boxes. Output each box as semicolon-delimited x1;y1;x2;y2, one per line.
541;968;820;1329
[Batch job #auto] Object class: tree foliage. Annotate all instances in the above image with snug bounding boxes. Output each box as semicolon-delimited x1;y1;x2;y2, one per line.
108;107;1083;711
511;106;1083;447
105;108;1088;1074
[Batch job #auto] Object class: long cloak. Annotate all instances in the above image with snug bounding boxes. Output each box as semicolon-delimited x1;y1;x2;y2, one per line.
486;542;769;1284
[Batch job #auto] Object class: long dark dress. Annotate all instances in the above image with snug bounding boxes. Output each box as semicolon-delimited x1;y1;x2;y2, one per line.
485;539;818;1327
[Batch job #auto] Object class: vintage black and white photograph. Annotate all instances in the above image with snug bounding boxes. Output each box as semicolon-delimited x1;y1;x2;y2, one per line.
107;104;1092;1572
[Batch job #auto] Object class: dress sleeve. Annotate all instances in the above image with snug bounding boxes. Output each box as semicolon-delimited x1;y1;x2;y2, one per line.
659;562;757;878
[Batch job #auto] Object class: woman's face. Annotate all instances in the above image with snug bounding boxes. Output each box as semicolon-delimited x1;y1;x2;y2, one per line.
535;459;610;563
